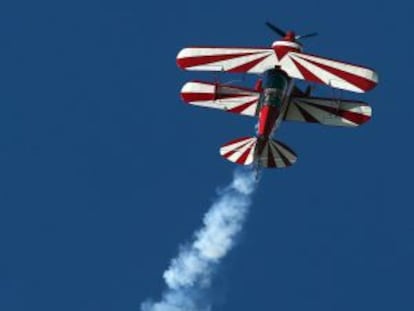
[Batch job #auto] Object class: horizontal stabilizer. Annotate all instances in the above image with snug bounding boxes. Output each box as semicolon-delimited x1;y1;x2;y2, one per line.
181;81;260;117
256;138;297;168
285;96;371;127
219;137;297;168
220;137;257;165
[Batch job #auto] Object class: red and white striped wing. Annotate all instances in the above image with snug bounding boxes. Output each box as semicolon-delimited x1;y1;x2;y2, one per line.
285;96;372;127
177;47;277;73
280;52;378;93
220;137;257;165
181;81;260;117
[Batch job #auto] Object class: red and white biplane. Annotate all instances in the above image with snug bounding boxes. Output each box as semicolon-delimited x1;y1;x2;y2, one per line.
177;23;378;170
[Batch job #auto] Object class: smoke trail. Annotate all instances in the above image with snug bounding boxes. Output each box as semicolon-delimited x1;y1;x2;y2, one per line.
141;168;257;311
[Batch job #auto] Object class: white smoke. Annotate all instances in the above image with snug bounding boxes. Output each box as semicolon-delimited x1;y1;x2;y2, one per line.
141;169;257;311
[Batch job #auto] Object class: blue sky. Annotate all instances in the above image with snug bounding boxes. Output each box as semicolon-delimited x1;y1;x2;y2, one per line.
0;0;413;310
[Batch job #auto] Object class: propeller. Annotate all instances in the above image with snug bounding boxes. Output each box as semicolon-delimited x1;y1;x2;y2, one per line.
295;32;318;40
265;22;286;37
265;22;318;42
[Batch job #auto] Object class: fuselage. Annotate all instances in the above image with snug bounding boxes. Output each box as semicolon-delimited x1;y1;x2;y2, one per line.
256;68;292;140
256;37;303;140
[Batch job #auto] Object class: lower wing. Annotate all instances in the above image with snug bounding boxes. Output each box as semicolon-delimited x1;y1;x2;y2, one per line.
180;81;261;117
284;96;372;127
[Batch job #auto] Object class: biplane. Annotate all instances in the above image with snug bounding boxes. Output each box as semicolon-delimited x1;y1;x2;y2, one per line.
177;23;378;169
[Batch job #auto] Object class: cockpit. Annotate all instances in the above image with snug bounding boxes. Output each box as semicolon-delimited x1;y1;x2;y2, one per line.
261;69;290;108
263;88;282;107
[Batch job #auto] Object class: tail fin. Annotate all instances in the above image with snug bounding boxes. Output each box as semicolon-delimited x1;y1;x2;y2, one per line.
220;137;297;168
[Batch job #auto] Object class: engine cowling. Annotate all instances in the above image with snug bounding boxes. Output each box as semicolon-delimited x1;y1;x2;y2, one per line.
272;40;302;60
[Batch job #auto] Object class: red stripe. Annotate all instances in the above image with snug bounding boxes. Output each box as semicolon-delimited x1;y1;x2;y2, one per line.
228;99;258;114
274;46;294;60
257;105;280;137
181;92;215;102
235;145;253;165
339;110;371;124
222;136;251;147
228;55;270;73
291;57;325;84
296;55;377;91
181;92;252;102
216;93;253;100
222;149;237;158
223;140;252;159
177;52;260;69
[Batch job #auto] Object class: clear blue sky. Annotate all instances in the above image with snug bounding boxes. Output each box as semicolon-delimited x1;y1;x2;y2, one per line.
0;0;412;310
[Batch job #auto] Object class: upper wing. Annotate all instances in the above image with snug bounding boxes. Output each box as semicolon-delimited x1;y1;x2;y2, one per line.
279;52;378;93
284;96;371;127
176;47;278;73
181;81;260;117
176;47;378;92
